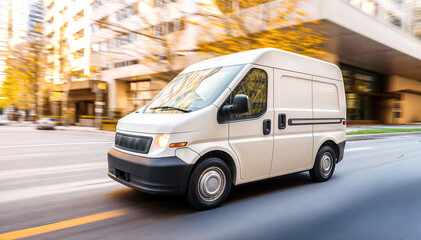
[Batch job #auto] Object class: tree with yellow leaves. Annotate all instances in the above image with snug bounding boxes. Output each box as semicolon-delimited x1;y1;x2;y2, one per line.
0;26;47;121
198;0;326;58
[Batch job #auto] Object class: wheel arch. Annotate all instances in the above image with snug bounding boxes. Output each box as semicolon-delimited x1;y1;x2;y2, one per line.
317;139;340;163
193;150;237;185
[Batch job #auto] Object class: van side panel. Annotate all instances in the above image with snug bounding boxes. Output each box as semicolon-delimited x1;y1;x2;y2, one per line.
270;69;314;176
228;65;275;180
312;75;347;162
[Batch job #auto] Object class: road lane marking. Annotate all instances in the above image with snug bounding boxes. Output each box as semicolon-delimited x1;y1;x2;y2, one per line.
344;147;371;152
0;209;128;240
0;141;113;149
0;179;117;204
0;162;105;180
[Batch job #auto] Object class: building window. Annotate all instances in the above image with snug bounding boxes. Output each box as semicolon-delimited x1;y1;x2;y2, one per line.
29;14;43;20
114;59;138;68
152;25;163;37
155;0;165;7
386;12;402;27
151;19;185;37
30;9;43;15
91;23;100;33
70;69;83;81
47;0;54;9
341;65;380;93
229;68;267;120
117;5;136;20
47;17;54;25
92;0;106;10
115;32;136;46
101;63;111;70
157;55;166;60
73;29;84;40
59;6;67;17
99;42;108;51
130;81;151;91
341;64;382;121
74;10;84;21
73;48;84;59
97;16;109;28
155;0;175;7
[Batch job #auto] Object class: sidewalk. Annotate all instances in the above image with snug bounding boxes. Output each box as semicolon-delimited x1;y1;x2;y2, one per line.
346;124;421;141
346;124;421;132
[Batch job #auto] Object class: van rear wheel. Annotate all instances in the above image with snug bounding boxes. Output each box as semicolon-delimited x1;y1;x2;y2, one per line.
310;145;336;182
186;157;232;210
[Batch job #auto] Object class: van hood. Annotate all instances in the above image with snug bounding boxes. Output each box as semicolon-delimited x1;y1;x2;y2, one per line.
116;106;217;134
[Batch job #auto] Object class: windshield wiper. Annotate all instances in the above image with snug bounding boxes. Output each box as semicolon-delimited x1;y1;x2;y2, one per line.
150;106;192;113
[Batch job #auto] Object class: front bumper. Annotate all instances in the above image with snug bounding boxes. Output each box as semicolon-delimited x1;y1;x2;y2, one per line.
108;148;193;195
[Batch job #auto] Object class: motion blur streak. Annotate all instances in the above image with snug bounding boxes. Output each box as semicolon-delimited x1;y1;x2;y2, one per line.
0;179;114;204
0;209;127;240
0;141;112;149
0;162;104;180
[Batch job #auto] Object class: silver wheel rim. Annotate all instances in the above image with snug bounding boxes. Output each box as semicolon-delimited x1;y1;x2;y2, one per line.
198;166;226;202
320;152;333;178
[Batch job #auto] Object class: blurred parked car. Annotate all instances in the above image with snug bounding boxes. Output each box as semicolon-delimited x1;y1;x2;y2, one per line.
37;118;57;130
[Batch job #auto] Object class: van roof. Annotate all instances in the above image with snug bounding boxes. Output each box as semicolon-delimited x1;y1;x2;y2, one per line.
181;48;343;81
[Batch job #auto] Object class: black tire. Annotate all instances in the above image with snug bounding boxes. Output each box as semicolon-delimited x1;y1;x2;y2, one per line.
186;157;232;210
310;145;336;182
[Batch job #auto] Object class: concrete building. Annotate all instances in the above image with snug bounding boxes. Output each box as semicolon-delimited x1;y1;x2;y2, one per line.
89;0;199;118
304;0;421;124
0;0;10;84
87;0;421;124
44;0;107;124
408;0;421;38
0;0;44;84
28;1;44;40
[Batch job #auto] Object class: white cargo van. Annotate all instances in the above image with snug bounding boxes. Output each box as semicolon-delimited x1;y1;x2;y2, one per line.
108;48;346;210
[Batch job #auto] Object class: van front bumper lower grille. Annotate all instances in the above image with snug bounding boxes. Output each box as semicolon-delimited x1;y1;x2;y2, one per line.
114;133;152;154
107;148;193;195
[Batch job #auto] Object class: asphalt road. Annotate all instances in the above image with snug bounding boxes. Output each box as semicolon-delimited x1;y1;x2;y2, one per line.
1;125;421;240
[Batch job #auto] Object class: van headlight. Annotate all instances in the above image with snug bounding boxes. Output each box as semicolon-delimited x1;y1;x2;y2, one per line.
157;134;170;148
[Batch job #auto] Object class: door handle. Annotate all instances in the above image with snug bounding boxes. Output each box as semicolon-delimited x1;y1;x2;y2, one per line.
278;113;286;129
263;119;271;135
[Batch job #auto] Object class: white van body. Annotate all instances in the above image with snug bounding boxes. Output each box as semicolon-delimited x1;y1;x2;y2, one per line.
108;48;346;209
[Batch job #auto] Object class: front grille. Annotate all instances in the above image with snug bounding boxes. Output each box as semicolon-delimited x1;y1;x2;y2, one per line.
114;133;152;154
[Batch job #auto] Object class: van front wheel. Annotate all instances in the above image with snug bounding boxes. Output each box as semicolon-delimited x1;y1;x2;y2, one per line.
310;145;336;182
186;157;232;210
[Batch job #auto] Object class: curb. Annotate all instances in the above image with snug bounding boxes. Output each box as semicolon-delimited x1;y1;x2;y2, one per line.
347;131;421;141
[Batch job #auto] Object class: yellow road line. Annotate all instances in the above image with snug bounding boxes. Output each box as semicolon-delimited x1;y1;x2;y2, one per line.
0;209;128;240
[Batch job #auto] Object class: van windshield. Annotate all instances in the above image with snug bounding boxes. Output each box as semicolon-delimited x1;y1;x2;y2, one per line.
144;64;245;114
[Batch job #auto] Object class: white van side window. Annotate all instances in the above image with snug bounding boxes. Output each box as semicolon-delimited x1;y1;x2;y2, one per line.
229;68;267;120
313;81;339;111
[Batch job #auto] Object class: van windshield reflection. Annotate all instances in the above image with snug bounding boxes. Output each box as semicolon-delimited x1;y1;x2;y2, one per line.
144;64;245;114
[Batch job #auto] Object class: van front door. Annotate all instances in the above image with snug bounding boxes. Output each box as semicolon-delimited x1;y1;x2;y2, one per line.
227;66;274;180
270;69;314;176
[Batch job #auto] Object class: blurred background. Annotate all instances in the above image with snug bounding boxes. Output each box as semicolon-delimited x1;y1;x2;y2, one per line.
0;0;421;129
2;1;421;239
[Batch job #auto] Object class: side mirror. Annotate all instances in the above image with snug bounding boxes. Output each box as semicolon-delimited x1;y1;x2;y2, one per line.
221;94;250;117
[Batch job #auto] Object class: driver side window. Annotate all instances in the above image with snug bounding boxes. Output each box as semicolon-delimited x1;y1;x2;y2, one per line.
229;68;267;120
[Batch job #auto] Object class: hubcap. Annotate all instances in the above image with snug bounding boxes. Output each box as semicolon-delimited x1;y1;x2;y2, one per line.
320;152;333;178
198;166;226;202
